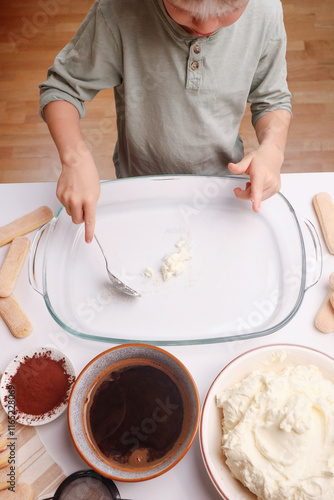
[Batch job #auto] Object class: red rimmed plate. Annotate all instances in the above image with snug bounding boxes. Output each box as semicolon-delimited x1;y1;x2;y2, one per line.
200;344;334;499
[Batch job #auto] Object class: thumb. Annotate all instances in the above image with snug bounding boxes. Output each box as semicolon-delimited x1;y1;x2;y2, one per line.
228;156;252;175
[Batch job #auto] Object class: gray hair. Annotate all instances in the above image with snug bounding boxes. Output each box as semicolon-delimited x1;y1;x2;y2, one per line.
169;0;249;18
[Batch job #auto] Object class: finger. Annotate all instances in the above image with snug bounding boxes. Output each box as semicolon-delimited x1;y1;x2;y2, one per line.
56;189;71;216
228;156;252;175
233;184;252;200
83;203;96;244
260;185;277;202
70;202;85;225
250;171;265;214
260;179;281;202
234;181;251;198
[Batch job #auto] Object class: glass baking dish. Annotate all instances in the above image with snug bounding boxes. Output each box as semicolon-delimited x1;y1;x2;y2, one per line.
28;175;322;345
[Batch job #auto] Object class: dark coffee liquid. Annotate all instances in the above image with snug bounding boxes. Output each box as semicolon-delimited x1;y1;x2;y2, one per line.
87;364;184;468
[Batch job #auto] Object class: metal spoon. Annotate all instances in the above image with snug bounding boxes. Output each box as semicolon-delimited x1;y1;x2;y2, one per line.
94;235;141;297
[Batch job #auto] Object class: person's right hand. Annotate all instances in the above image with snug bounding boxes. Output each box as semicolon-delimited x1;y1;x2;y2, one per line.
56;149;101;243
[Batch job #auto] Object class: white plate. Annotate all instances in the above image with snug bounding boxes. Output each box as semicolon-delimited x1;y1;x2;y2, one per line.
0;347;76;426
199;344;334;500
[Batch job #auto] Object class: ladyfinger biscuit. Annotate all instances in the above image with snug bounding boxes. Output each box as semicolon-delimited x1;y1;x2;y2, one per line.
315;290;334;333
0;484;33;499
0;437;9;453
330;290;334;310
0;237;31;297
329;273;334;310
0;295;32;338
0;465;19;490
313;193;334;255
330;272;334;289
0;448;9;469
0;206;53;247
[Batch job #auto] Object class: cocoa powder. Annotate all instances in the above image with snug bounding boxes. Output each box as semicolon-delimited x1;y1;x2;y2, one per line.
8;351;74;418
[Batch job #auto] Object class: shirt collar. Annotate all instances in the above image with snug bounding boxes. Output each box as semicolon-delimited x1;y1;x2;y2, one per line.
152;0;251;43
153;0;221;42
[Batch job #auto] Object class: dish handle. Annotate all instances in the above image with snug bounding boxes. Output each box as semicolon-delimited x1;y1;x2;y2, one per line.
28;219;54;296
297;214;323;291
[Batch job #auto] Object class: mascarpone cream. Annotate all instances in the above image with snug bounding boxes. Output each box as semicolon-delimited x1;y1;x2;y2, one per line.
161;242;192;281
216;364;334;500
144;267;154;278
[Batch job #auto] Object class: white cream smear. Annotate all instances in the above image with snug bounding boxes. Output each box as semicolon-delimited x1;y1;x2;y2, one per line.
216;364;334;500
144;267;154;278
161;241;192;281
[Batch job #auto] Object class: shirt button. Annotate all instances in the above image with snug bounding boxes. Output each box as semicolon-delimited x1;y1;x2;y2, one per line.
190;61;199;70
193;45;201;54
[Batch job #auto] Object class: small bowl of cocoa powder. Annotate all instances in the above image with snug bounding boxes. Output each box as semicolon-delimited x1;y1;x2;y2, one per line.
0;347;76;426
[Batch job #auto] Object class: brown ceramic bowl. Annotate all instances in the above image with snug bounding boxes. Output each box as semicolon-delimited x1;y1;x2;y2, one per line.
68;344;200;481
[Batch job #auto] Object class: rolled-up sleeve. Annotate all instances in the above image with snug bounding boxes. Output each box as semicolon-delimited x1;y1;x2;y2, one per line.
39;0;122;120
248;4;292;127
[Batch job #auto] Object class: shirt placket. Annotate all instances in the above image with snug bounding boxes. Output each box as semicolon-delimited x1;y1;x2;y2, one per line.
186;41;203;91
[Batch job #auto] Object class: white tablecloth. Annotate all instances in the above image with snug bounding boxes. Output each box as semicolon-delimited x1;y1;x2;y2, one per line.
0;173;333;500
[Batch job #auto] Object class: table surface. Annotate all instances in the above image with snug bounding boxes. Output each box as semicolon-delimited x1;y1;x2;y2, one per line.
1;173;334;500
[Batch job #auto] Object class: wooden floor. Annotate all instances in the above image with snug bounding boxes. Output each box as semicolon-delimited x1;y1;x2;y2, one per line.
0;0;333;183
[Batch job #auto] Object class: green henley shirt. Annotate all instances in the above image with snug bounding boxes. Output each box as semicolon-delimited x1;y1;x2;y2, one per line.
39;0;292;178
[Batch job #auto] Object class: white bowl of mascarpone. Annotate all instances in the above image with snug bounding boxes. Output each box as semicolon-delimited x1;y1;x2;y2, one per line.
200;344;334;500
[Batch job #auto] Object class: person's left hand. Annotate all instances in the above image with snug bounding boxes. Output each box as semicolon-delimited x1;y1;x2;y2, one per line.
227;143;284;212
